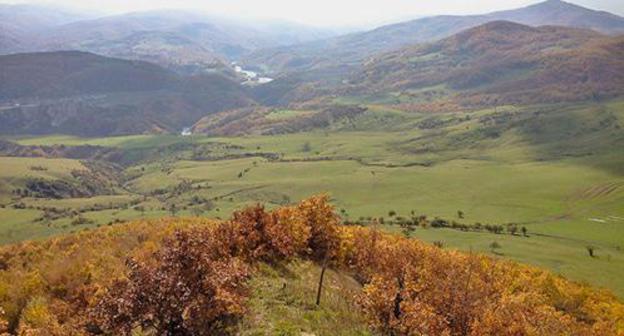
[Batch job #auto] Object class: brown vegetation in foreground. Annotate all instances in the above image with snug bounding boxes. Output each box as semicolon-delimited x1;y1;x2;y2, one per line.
0;196;623;335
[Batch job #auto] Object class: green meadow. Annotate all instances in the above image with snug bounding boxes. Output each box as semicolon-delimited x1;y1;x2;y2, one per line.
1;99;623;296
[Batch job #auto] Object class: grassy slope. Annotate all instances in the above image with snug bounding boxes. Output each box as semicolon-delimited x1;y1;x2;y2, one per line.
2;99;623;297
239;261;371;335
0;157;86;203
122;156;624;296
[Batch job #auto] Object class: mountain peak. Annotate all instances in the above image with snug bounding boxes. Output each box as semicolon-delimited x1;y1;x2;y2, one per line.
536;0;584;9
487;0;624;35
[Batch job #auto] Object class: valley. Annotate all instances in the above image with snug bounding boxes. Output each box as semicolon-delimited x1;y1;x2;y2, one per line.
2;99;623;297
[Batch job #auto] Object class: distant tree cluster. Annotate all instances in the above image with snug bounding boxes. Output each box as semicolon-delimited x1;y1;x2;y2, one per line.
346;210;529;238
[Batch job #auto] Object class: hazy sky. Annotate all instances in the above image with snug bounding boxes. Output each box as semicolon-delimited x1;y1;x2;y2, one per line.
3;0;623;26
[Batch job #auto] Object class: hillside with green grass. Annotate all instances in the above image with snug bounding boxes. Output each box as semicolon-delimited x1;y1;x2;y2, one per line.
2;99;623;298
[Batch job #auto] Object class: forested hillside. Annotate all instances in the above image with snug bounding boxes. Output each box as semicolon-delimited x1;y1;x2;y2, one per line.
0;51;253;136
348;21;624;107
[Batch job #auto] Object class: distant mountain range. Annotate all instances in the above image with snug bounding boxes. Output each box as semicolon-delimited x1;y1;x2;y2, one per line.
186;21;624;134
2;20;622;136
1;1;623;136
3;0;623;76
0;5;339;74
243;0;624;75
0;51;254;136
0;4;93;52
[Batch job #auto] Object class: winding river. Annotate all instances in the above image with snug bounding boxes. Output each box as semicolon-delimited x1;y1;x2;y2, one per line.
233;64;273;85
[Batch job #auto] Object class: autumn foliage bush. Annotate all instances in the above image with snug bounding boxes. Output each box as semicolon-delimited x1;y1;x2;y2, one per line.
0;195;622;335
339;227;624;335
92;229;250;335
215;204;311;261
0;308;8;335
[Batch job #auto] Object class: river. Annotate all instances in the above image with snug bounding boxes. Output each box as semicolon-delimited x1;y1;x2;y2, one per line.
233;64;273;85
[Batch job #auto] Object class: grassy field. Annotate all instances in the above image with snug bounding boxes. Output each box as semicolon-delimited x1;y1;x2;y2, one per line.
14;134;204;151
0;157;86;202
1;99;623;297
265;109;313;120
119;156;624;296
239;260;370;335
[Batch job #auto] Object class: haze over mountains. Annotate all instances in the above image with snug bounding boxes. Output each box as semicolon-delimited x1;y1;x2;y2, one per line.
0;4;339;73
244;0;624;74
0;51;252;136
1;0;623;136
0;3;93;52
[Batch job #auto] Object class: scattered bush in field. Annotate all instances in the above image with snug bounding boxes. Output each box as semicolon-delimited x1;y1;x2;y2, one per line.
169;203;177;216
400;220;417;238
11;202;26;209
490;241;502;253
29;166;48;171
134;205;145;216
190;207;204;216
70;216;94;226
587;246;596;258
430;217;448;228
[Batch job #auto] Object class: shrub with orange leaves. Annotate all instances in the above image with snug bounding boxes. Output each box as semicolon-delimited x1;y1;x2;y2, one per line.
215;204;311;262
0;218;215;334
15;297;64;336
339;227;624;335
268;205;312;258
217;204;276;261
296;194;341;262
92;228;250;335
0;307;8;336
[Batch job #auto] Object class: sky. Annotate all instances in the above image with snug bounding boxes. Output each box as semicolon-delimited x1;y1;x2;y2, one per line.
2;0;623;27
